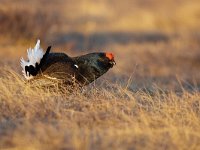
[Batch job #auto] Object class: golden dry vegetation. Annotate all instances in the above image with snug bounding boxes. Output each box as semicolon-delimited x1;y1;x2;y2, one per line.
0;0;200;150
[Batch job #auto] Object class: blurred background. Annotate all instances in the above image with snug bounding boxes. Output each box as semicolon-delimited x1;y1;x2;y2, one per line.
0;0;200;90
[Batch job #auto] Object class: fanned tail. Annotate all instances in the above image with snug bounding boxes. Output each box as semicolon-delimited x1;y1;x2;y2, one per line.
20;40;50;80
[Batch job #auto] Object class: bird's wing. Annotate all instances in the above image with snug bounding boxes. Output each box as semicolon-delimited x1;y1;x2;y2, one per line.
40;53;79;84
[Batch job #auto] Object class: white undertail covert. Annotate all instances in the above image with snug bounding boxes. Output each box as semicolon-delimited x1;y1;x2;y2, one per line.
20;40;44;80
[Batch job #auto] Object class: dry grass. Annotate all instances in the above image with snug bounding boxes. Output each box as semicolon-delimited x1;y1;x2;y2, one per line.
1;0;200;149
1;68;200;150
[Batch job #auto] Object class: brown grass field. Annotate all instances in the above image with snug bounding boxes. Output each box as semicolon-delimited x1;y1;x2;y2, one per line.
0;0;200;149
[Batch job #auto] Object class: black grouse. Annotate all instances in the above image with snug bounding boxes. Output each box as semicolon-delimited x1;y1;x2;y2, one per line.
21;40;116;86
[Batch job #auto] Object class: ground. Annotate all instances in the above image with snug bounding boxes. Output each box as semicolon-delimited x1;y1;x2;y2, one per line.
0;0;200;150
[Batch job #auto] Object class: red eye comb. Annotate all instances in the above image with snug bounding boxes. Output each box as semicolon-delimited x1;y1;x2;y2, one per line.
105;52;114;60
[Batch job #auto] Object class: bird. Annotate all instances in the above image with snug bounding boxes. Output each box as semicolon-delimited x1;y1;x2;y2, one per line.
21;40;116;87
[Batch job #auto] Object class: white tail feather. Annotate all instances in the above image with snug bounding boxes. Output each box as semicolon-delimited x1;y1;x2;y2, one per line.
21;40;44;80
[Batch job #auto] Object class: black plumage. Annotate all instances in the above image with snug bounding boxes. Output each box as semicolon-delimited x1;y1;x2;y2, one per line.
25;46;116;87
73;52;116;85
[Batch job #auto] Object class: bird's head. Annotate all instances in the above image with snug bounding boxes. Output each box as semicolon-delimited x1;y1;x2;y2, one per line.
73;52;116;85
74;52;116;69
97;52;116;69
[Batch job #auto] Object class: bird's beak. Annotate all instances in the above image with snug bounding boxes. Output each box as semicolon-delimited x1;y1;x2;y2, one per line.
109;60;116;65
